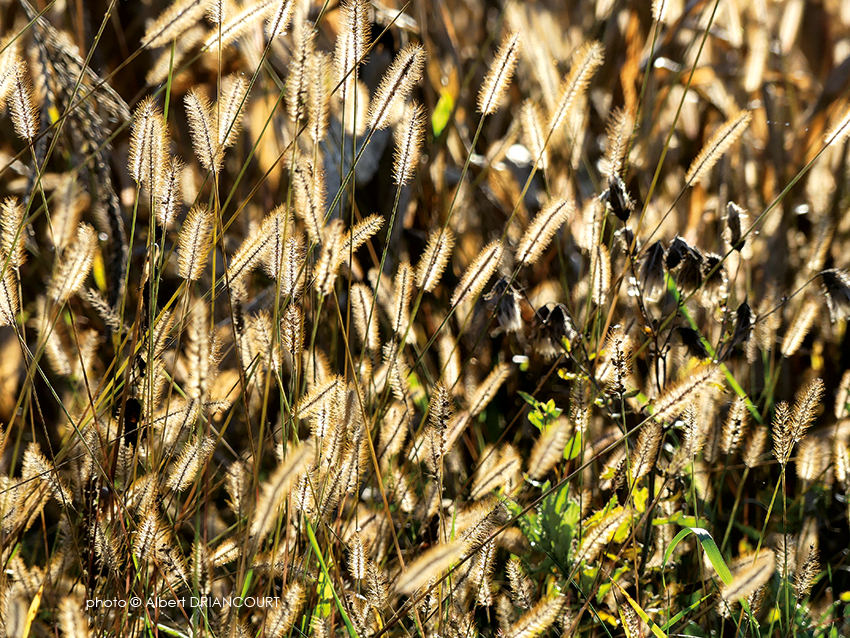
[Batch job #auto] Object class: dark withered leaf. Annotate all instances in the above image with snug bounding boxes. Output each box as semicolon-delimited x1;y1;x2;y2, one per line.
675;326;710;359
725;300;754;359
484;276;523;334
600;175;634;222
725;202;747;252
666;236;690;270
639;240;666;299
821;269;850;322
532;304;577;359
701;252;727;303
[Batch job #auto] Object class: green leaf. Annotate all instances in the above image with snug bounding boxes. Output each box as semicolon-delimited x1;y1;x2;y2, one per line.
432;89;454;137
306;519;360;638
613;580;669;638
664;527;732;585
563;431;582;460
518;391;540;409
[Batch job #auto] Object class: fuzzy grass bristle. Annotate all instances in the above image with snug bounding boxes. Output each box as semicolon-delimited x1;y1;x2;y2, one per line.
177;204;214;282
8;59;38;141
515;197;572;267
141;0;206;49
478;31;521;116
393;102;425;185
451;240;504;307
370;44;425;130
185;87;222;174
685;110;752;186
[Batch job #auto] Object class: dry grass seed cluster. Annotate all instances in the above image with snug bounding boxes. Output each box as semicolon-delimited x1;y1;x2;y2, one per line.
1;0;850;636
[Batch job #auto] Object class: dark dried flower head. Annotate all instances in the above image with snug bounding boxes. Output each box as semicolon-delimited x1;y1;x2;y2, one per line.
724;300;754;358
675;326;709;360
639;240;666;301
668;240;703;294
484;276;523;334
821;269;850;322
665;236;691;271
616;227;637;256
533;304;576;359
600;174;634;222
725;201;751;257
700;253;728;306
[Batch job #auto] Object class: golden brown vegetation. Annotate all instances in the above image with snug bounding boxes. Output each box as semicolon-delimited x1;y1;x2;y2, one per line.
1;0;850;636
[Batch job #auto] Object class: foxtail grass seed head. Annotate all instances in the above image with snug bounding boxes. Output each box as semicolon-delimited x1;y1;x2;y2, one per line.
515;198;572;267
468;363;511;417
781;300;819;357
744;425;768;468
217;74;248;150
600;107;634;179
527;417;570;480
342;214;383;256
128;96;167;189
721;397;749;456
416;228;454;292
291;156;325;245
370;44;425;130
478;31;520;115
451;241;504;307
157;156;183;229
185;88;222;174
178;204;214;281
287;22;315;123
9;60;38;141
653;364;721;423
773;401;793;466
652;0;670;23
721;550;775;604
790;378;824;447
549;41;604;134
308;51;331;144
395;541;467;595
203;0;277;52
591;244;611;306
266;0;298;38
521;100;548;170
0;38;20;109
393;102;425;185
49;223;98;303
141;0;206;49
0;197;26;269
836;370;850;419
250;438;315;541
0;268;18;326
168;436;216;491
685;110;751;186
334;0;371;104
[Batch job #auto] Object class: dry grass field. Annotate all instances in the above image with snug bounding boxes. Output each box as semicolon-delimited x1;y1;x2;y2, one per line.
1;0;850;636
